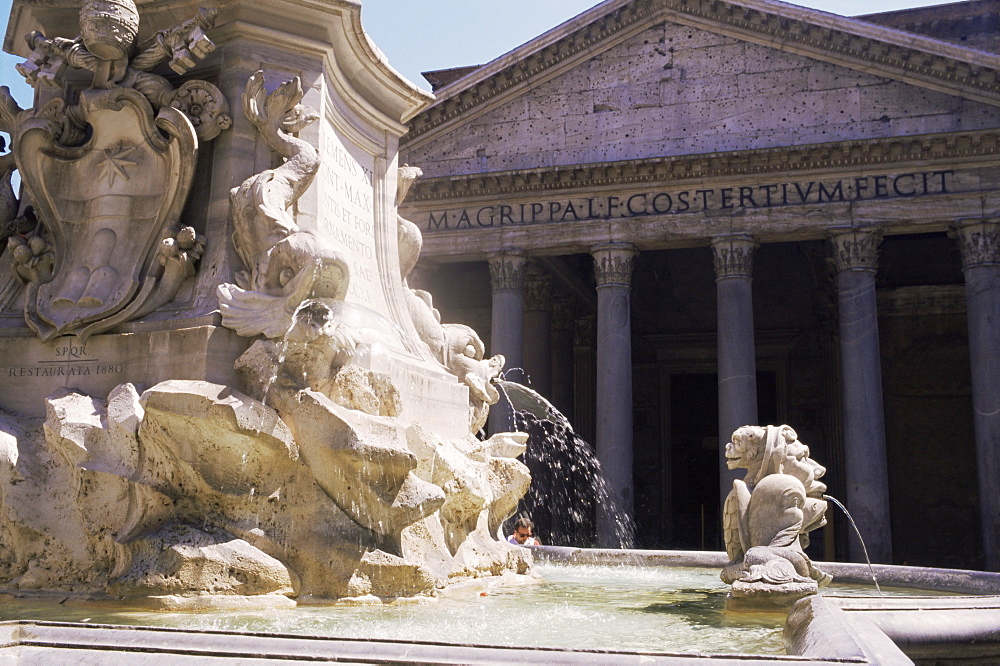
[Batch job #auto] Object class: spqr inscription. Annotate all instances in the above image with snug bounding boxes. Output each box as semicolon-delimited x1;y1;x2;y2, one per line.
6;343;124;378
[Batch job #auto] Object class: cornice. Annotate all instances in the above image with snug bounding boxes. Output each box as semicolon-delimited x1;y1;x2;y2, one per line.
664;0;1000;107
406;129;1000;204
402;0;1000;147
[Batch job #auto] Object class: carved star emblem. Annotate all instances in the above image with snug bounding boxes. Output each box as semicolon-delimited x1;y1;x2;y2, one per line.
96;144;138;187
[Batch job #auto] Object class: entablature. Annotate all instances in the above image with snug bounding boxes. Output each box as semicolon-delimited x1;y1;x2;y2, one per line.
401;130;1000;262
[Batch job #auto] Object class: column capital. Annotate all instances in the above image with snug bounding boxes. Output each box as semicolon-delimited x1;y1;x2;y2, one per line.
591;243;637;288
829;227;883;273
953;218;1000;269
524;271;553;311
711;233;757;280
487;250;528;291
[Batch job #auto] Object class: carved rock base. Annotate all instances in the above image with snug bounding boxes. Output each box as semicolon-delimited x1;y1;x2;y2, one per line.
725;579;819;613
0;376;531;606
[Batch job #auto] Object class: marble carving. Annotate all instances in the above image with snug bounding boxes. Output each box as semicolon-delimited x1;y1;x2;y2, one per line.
722;425;831;609
0;1;228;341
0;1;530;607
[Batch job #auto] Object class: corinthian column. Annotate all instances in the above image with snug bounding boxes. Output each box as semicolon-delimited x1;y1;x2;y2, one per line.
711;234;758;512
592;242;636;547
830;227;892;564
954;218;1000;571
487;250;527;433
523;269;553;398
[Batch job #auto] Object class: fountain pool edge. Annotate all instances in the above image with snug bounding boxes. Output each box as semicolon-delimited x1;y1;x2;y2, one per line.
532;545;1000;664
1;547;998;664
0;619;859;664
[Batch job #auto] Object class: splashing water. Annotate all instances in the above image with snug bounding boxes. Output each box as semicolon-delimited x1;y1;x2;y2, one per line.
261;297;319;404
499;380;634;548
823;494;882;596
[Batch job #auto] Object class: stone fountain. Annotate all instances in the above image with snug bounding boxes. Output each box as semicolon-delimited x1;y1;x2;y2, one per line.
0;0;531;608
3;3;1000;664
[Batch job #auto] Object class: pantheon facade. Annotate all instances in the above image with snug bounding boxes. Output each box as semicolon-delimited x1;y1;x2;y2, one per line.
398;0;1000;571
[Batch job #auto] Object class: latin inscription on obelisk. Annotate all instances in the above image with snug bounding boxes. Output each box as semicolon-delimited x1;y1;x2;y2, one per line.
319;126;383;311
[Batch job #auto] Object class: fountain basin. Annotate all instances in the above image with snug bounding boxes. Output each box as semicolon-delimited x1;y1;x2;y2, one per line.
536;547;1000;664
1;548;997;664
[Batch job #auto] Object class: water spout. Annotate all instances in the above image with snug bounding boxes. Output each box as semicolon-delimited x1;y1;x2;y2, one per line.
499;380;634;548
823;494;882;596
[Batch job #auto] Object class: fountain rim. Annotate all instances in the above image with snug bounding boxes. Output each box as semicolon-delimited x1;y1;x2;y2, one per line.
1;546;998;664
530;545;1000;596
0;618;851;665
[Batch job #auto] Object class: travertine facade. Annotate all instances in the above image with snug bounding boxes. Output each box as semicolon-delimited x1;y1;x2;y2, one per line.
399;0;1000;570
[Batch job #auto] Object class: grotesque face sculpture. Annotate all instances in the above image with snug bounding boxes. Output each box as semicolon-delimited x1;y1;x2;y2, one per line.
782;437;827;497
725;425;767;473
725;425;827;497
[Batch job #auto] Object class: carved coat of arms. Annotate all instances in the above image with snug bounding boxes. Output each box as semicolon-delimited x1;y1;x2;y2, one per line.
0;0;229;341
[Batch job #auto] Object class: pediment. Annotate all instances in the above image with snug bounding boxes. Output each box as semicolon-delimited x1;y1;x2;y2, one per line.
403;0;1000;154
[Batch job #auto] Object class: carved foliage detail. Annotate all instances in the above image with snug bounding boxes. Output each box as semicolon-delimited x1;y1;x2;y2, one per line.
552;297;577;331
171;79;233;141
592;245;636;287
954;219;1000;269
487;252;528;291
712;234;757;280
523;272;552;311
574;315;595;347
1;2;230;339
830;227;882;273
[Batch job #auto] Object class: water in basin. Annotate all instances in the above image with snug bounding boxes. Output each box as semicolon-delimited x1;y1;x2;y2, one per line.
0;562;949;655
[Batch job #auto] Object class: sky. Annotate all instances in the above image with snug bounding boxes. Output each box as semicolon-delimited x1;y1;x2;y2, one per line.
0;0;954;109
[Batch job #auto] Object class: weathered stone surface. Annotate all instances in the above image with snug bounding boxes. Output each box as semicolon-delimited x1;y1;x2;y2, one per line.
404;22;1000;178
107;524;295;598
0;393;173;592
347;549;437;599
0;326;248;419
139;380;298;497
0;374;533;603
269;386;444;539
318;365;402;418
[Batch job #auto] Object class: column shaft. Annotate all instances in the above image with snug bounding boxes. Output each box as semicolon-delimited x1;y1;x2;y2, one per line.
523;271;553;397
573;316;596;445
831;228;892;564
955;219;1000;571
712;234;759;514
550;298;576;422
592;243;636;547
487;251;527;433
